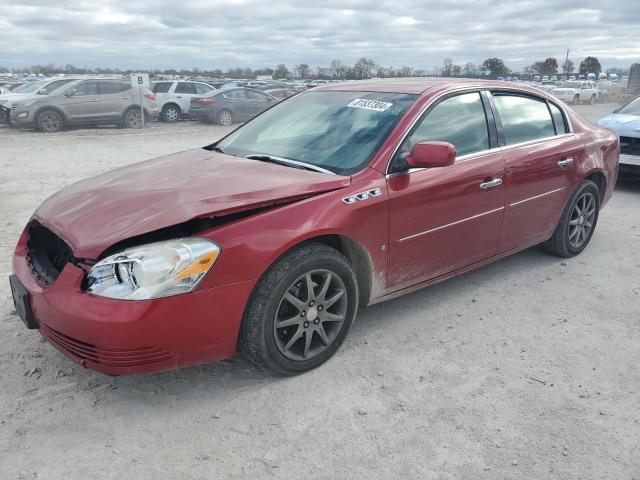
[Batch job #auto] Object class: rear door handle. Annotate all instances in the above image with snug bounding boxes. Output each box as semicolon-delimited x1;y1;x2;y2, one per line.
557;158;574;168
122;96;132;100
480;178;503;190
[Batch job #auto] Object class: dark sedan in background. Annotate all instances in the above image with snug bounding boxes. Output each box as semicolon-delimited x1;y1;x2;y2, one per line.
189;87;277;126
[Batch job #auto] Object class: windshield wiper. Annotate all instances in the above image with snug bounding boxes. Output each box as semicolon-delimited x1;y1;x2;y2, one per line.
245;154;336;175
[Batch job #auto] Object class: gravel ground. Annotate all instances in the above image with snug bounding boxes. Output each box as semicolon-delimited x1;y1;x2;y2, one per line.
1;105;639;480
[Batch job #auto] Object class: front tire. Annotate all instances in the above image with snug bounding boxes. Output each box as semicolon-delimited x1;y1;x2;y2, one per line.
241;244;359;376
572;94;580;105
36;110;64;133
543;180;600;257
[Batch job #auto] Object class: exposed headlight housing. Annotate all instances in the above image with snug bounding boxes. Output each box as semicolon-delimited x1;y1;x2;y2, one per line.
87;238;220;300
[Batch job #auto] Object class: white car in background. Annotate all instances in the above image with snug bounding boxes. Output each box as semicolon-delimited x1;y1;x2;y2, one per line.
552;80;599;104
151;80;217;122
0;77;79;122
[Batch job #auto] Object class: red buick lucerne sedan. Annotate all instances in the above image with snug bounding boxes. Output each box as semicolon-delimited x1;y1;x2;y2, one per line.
10;79;618;376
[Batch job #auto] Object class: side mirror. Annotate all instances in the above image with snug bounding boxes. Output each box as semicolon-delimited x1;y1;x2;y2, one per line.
64;88;76;97
406;141;456;169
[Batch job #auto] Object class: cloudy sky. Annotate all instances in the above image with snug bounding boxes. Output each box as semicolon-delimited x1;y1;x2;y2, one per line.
1;0;639;71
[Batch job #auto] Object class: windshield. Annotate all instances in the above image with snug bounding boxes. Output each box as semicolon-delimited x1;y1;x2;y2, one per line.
618;97;640;116
562;82;582;89
216;90;417;175
12;81;46;93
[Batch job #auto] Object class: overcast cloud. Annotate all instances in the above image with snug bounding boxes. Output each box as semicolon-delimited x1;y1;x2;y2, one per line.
0;0;639;71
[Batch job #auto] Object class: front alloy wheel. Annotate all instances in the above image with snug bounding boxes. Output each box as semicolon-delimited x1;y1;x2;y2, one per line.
274;269;348;361
37;110;63;133
241;243;358;375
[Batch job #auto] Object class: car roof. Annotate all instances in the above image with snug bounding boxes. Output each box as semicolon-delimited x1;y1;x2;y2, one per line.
313;77;558;97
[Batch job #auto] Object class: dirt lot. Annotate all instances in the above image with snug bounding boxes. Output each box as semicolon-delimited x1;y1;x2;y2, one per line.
1;105;639;480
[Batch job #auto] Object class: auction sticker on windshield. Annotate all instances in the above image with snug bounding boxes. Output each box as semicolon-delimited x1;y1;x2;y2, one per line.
347;99;393;112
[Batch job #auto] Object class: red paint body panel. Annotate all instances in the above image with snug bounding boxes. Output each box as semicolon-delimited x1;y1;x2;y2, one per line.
13;228;255;374
497;134;581;251
34;149;350;259
387;151;505;290
12;79;619;375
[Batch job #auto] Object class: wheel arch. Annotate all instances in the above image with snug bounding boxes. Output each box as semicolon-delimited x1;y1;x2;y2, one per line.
298;234;374;307
34;105;68;124
585;169;606;205
162;102;181;112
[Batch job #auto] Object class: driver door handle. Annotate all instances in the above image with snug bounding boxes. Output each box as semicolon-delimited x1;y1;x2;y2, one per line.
557;158;574;168
479;178;503;190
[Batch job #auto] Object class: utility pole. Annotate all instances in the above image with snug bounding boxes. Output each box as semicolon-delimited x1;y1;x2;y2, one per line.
564;49;570;74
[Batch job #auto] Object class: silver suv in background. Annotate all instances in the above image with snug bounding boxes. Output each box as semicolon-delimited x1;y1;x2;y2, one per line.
152;80;216;122
0;77;79;123
10;79;159;132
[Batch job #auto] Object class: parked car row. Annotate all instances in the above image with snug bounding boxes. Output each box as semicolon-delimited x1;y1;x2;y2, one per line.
0;75;298;132
1;78;158;132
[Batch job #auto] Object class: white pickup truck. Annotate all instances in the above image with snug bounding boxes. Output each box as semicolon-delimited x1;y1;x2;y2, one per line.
551;81;599;105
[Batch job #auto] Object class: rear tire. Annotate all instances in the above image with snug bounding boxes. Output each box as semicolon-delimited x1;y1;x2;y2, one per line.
588;94;596;105
161;104;181;123
217;109;233;126
241;244;359;376
124;108;143;129
543;180;600;257
36;110;64;133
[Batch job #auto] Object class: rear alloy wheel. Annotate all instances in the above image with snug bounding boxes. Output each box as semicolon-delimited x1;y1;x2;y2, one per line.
543;180;600;257
161;104;180;123
37;110;64;133
241;244;358;375
124;109;143;129
217;109;233;126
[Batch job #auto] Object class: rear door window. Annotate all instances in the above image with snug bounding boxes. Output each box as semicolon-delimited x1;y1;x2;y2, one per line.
99;82;129;94
223;90;249;99
153;82;172;93
492;94;555;144
246;90;272;100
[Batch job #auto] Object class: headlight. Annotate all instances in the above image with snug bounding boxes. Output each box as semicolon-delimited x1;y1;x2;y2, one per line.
87;238;220;300
17;99;37;108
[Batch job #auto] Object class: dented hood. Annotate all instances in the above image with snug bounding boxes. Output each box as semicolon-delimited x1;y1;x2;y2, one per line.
34;149;350;259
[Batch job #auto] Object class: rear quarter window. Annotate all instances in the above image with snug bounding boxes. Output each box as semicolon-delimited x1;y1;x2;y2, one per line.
153;82;173;93
548;102;569;134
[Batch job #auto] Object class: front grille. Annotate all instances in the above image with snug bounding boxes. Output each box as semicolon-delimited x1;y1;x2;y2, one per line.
620;136;640;156
41;323;174;368
26;222;76;284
